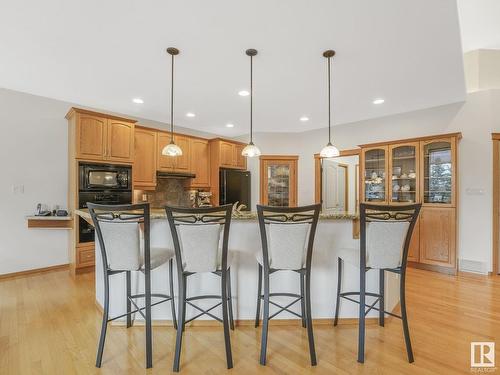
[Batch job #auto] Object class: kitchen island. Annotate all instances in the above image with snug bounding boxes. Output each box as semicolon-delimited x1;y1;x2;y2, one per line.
76;209;400;323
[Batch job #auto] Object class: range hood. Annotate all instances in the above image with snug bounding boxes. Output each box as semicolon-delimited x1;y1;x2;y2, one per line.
156;171;196;179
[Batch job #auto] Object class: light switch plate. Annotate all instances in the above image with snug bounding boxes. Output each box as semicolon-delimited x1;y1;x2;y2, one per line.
465;188;484;195
12;184;24;194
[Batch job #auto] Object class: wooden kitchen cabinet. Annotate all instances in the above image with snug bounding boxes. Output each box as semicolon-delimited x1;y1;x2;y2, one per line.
174;135;191;171
407;216;420;262
134;127;157;189
67;108;136;163
220;141;235;167
359;133;460;274
107;120;135;163
235;144;246;169
189;138;210;187
157;132;191;172
260;155;298;207
419;207;456;268
75;113;107;161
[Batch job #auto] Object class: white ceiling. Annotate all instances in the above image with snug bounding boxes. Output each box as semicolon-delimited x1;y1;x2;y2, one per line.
0;0;465;136
458;0;500;52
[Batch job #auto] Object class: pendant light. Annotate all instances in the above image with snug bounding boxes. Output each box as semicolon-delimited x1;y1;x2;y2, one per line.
319;50;340;158
162;47;183;157
241;49;261;157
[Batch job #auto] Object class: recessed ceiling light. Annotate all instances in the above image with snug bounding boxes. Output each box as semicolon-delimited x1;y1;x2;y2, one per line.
238;90;250;97
300;116;309;122
226;123;235;128
186;112;196;117
373;98;385;105
132;98;144;104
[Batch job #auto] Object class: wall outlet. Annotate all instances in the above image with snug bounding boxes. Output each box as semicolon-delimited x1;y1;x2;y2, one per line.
12;184;24;194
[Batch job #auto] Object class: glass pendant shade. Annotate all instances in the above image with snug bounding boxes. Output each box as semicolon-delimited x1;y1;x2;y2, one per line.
162;141;183;156
320;142;340;158
241;142;261;157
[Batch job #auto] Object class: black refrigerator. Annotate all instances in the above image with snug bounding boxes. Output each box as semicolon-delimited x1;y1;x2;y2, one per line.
219;169;251;210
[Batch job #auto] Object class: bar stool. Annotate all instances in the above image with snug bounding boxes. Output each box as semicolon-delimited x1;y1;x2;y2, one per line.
333;203;421;363
165;204;234;372
88;203;177;369
254;204;321;366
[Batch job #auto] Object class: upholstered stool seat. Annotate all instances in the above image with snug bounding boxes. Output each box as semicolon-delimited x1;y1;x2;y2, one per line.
141;247;175;270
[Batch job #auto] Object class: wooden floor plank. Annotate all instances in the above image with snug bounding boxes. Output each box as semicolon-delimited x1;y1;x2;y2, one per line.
0;268;499;374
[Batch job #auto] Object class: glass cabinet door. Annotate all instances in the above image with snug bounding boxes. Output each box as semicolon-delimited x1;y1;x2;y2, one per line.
423;140;453;205
260;157;298;207
363;148;387;202
390;144;418;203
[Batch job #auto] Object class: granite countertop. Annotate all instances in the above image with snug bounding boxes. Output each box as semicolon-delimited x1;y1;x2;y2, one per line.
75;208;358;223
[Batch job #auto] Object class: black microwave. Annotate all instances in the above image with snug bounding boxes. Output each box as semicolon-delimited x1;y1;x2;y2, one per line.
79;163;132;192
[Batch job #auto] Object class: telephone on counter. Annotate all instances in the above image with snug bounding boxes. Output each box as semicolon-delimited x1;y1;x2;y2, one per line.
35;203;51;217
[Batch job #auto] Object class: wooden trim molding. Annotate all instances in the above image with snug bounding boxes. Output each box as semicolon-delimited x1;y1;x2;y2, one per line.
493;137;500;274
0;264;69;280
65;107;137;123
358;132;462;148
314;149;361;205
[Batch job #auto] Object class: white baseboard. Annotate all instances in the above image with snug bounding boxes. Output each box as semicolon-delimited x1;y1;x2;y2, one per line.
458;259;489;275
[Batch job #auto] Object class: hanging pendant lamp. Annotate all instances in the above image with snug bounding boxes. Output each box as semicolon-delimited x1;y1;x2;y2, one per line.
162;47;183;157
319;50;340;158
241;48;261;158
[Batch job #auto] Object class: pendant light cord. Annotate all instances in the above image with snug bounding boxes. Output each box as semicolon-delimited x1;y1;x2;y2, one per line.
170;53;174;143
327;55;331;145
250;54;253;144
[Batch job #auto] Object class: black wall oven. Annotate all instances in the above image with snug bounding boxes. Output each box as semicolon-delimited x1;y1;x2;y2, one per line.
78;163;132;243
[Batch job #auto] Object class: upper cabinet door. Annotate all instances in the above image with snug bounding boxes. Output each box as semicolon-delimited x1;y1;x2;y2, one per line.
361;146;388;203
134;128;157;188
190;138;210;187
106;120;134;163
260;156;298;207
220;142;235;167
234;144;247;169
76;114;106;160
389;142;419;204
421;138;456;207
173;135;191;171
157;133;175;171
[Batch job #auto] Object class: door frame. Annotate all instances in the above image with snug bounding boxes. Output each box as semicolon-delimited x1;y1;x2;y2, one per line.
492;134;500;274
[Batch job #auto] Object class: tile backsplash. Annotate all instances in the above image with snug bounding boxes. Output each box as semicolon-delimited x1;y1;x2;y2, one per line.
134;179;191;208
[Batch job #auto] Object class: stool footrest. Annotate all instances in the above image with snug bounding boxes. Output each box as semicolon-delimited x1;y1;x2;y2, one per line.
340;292;402;319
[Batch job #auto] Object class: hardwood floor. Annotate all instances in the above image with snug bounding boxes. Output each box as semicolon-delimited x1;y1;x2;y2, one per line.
0;268;499;374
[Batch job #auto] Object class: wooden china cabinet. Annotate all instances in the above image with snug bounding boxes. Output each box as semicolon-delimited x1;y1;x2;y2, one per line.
360;133;460;274
259;155;298;207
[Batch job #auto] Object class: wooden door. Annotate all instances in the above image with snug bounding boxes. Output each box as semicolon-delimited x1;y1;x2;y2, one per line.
157;133;175;171
389;142;419;205
260;156;298;207
220;141;235;167
189;138;210;187
419;207;456;268
134;128;157;188
234;144;247;169
407;216;420;262
173;135;191;172
76;113;106;160
106;120;134;163
360;146;389;203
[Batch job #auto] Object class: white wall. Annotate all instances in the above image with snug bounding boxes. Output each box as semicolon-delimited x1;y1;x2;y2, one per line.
240;90;498;273
0;88;218;275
